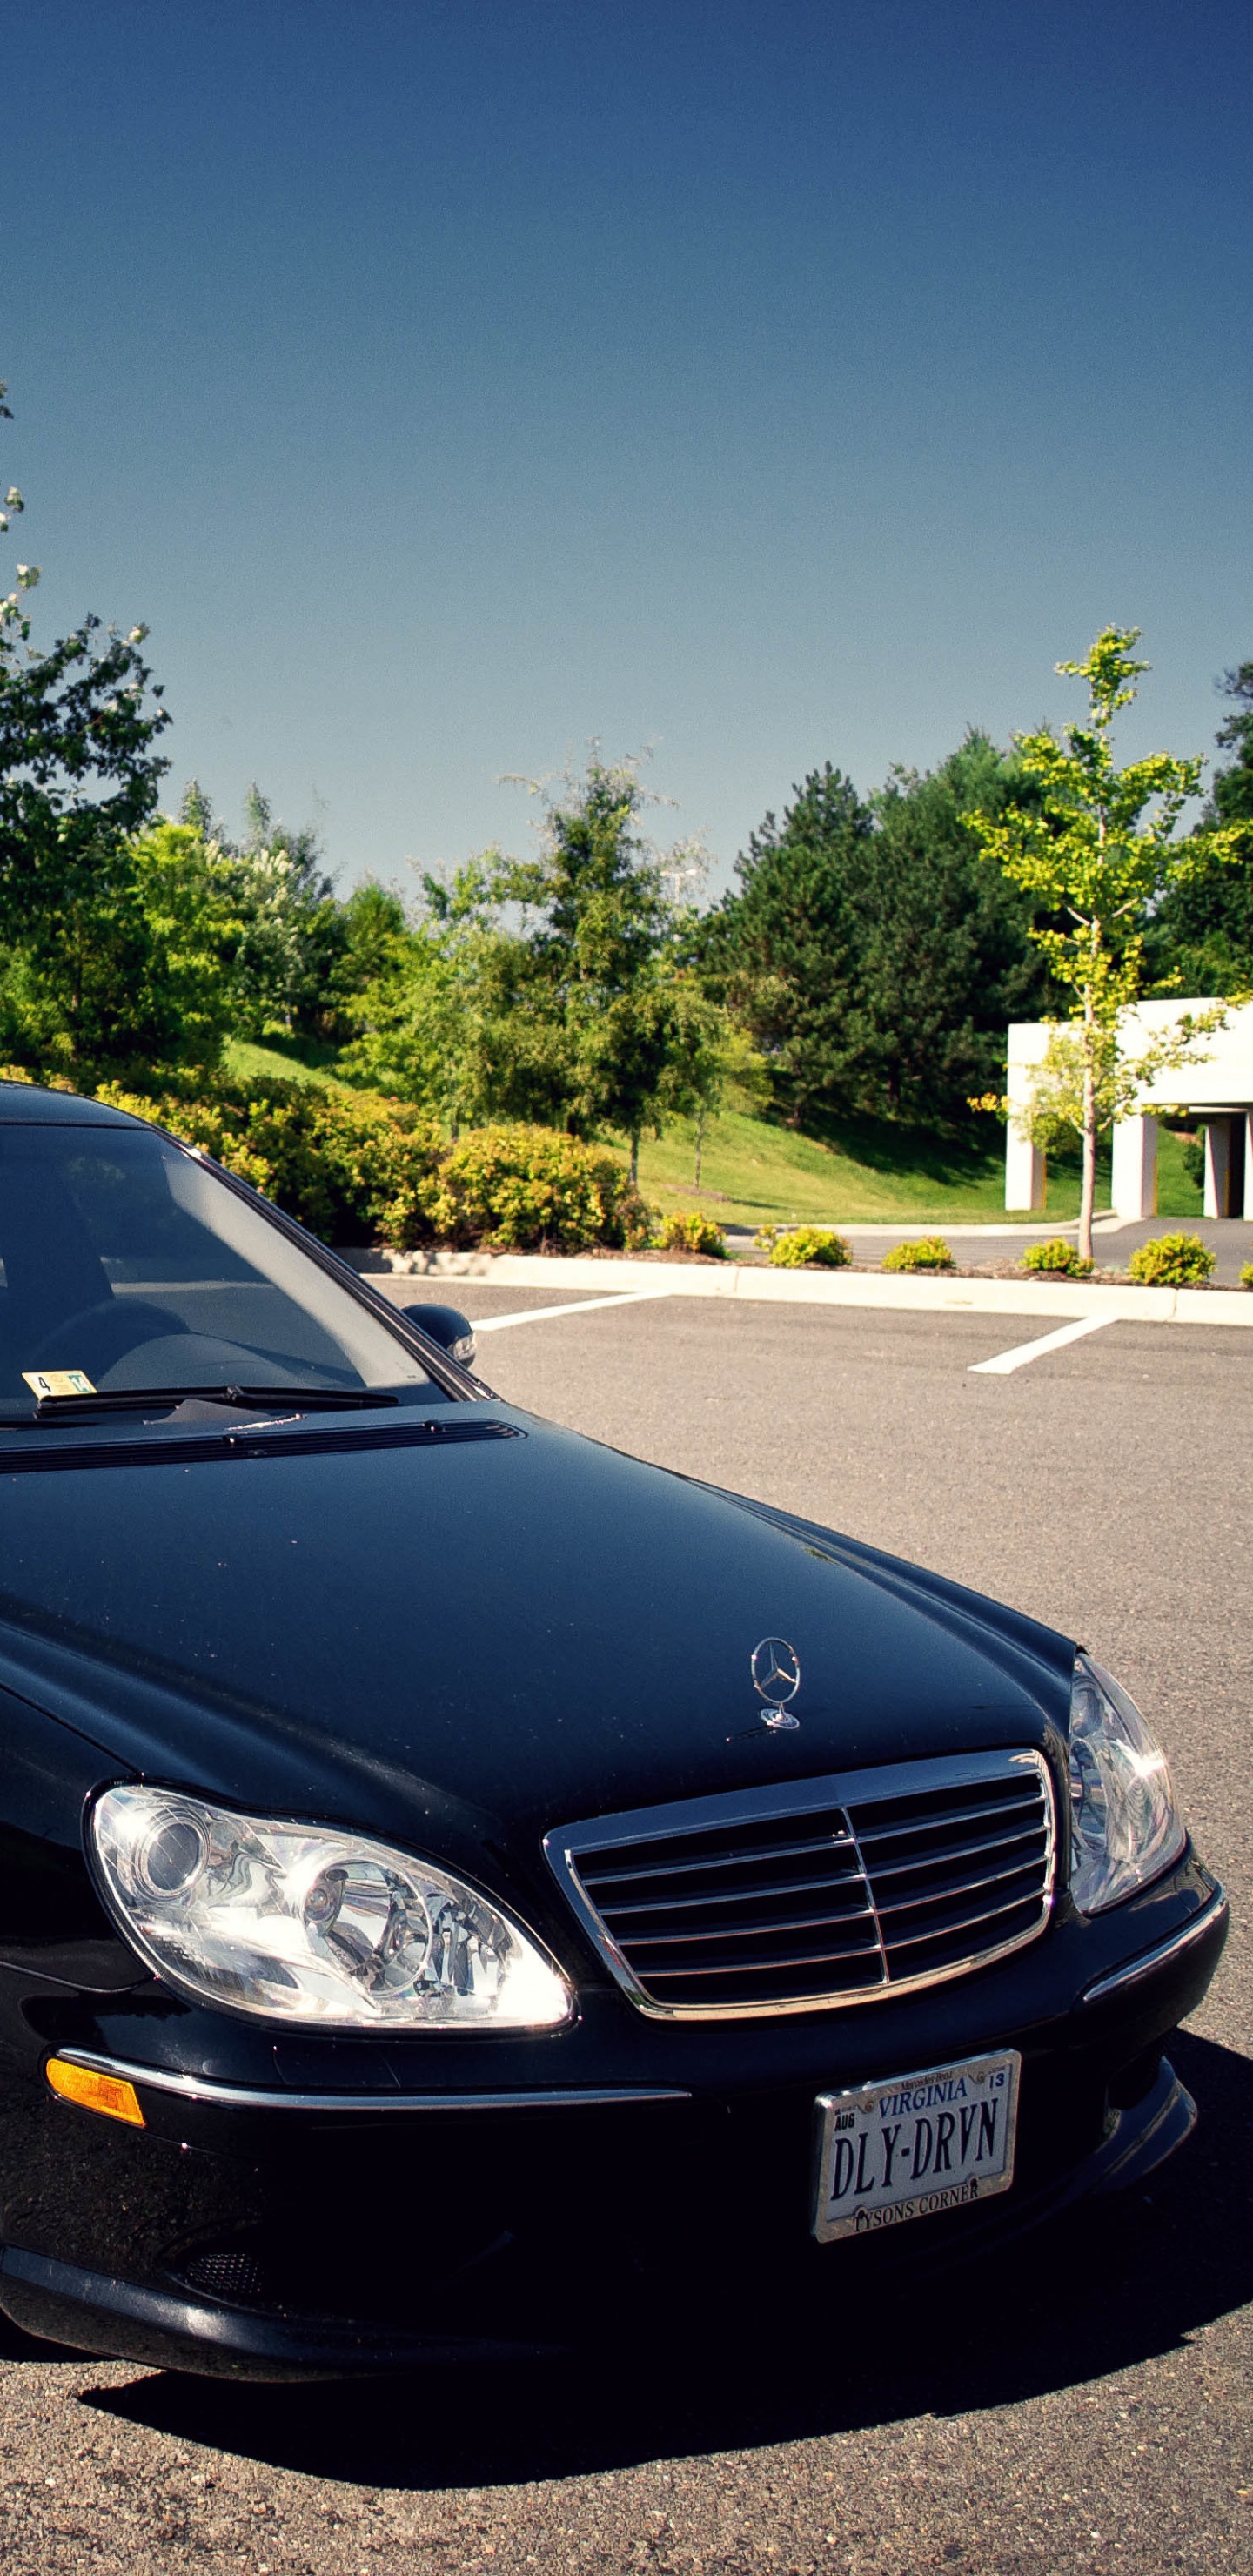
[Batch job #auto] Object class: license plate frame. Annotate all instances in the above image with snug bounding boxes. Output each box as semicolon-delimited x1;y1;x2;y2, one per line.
813;2048;1021;2244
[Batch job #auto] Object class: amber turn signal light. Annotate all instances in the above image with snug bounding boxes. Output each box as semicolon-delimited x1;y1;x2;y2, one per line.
45;2057;144;2127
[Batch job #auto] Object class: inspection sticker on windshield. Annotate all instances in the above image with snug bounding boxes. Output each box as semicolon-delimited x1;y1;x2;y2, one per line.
22;1371;96;1399
813;2049;1020;2243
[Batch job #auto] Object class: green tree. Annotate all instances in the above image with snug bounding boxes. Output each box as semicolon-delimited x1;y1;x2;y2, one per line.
372;755;708;1171
0;380;171;1050
489;753;679;1170
968;627;1244;1262
406;849;565;1131
1211;662;1253;828
706;741;1047;1127
338;909;467;1119
126;822;243;1063
700;767;873;1124
340;849;582;1134
179;780;348;1042
857;735;1052;1117
0;818;239;1074
1146;663;1253;995
654;991;767;1188
339;878;410;992
0;379;198;1073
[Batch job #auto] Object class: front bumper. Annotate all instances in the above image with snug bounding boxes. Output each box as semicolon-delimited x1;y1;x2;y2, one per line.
0;1876;1227;2380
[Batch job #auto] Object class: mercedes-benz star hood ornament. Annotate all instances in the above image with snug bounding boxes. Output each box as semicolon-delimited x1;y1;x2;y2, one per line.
751;1636;801;1730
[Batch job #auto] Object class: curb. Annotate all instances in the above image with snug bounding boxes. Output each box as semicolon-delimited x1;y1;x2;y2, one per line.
344;1250;1253;1329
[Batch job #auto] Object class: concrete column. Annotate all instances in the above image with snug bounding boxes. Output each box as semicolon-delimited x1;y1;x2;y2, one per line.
1005;1124;1046;1213
1243;1114;1253;1220
1111;1114;1158;1220
1005;1022;1049;1211
1203;1117;1232;1218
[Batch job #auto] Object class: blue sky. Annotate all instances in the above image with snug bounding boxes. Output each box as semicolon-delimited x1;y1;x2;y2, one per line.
4;0;1250;896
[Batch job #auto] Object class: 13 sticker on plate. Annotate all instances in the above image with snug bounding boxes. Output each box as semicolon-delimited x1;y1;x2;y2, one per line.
813;2049;1020;2242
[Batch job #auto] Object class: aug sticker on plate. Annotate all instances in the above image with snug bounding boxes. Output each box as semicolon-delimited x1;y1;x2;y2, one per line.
813;2049;1020;2243
22;1371;97;1399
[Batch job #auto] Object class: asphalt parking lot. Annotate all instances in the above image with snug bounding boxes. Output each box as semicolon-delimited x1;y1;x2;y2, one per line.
3;1290;1250;2576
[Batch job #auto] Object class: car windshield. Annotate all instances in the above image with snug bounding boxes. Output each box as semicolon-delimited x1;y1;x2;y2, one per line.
0;1122;441;1419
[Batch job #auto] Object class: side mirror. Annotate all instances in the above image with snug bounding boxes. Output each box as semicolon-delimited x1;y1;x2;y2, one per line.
406;1302;477;1367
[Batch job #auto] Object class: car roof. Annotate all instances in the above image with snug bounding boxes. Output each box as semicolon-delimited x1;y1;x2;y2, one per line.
0;1080;151;1128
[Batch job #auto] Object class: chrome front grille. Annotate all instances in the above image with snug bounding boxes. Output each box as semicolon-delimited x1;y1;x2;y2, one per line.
544;1751;1055;2020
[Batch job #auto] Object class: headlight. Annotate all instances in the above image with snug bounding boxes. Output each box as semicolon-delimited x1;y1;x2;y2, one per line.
1068;1654;1187;1913
90;1785;573;2031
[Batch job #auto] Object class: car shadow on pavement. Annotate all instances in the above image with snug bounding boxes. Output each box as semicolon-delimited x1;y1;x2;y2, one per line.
73;2029;1253;2488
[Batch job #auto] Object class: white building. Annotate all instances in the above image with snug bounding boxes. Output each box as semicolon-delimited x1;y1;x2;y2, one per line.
1006;997;1253;1220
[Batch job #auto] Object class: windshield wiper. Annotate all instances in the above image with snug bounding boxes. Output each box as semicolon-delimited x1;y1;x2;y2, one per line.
29;1385;401;1425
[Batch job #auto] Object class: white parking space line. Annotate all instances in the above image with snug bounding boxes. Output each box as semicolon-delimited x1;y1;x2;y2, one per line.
969;1313;1118;1375
473;1290;673;1334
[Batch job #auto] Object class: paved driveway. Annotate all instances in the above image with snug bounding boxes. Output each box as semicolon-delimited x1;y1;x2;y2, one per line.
3;1291;1250;2576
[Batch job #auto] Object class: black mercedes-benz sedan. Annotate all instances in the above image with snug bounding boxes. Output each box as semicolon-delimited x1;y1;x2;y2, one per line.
0;1078;1228;2377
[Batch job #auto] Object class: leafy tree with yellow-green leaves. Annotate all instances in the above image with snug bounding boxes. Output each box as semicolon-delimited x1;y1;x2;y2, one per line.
968;628;1246;1263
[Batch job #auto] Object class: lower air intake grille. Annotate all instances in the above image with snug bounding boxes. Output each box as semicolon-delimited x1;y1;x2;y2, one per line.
177;2246;270;2305
545;1751;1055;2019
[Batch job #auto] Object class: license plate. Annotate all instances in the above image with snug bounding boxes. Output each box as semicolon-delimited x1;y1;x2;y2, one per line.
813;2049;1020;2243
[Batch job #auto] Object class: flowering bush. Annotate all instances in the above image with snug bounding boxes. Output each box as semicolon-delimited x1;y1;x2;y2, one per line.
657;1209;727;1257
424;1124;652;1251
1020;1238;1094;1278
1128;1232;1216;1286
21;1067;648;1253
1;1064;73;1091
881;1236;953;1272
764;1225;851;1270
93;1074;440;1245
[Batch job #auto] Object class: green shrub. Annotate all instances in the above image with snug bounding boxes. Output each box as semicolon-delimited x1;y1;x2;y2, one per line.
657;1209;727;1258
1020;1238;1094;1278
1;1063;74;1092
1128;1231;1216;1286
881;1235;953;1272
425;1124;652;1251
95;1073;441;1245
1241;1262;1253;1291
5;1068;654;1253
766;1225;851;1270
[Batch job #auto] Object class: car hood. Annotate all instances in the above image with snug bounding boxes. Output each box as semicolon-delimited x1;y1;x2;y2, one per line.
0;1405;1075;1890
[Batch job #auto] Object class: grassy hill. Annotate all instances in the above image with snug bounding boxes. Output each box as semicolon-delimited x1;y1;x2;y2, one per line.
629;1111;1203;1228
630;1110;1011;1225
624;1109;1196;1228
